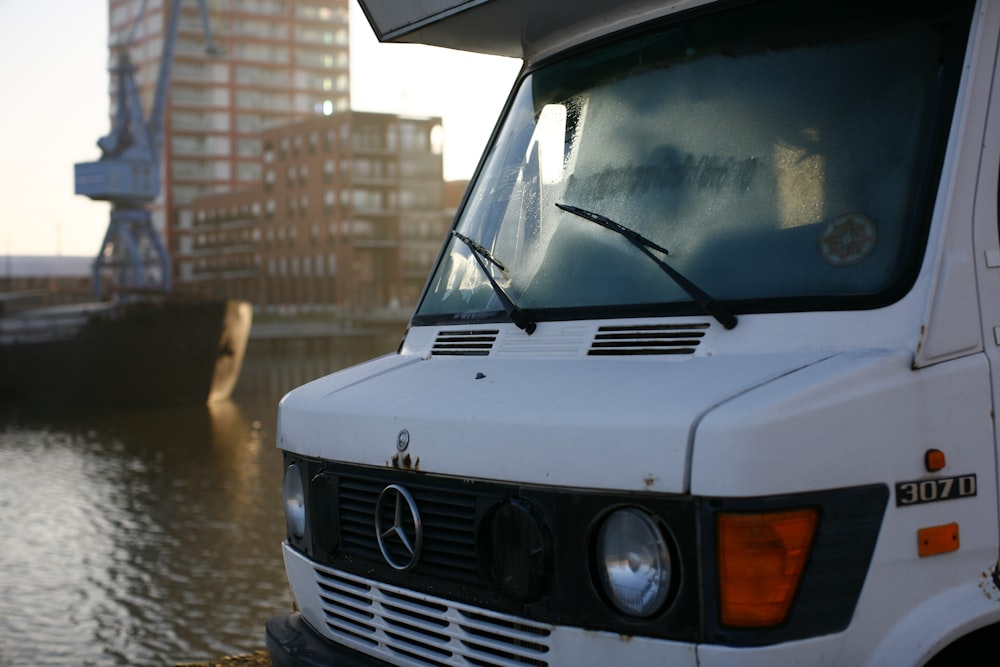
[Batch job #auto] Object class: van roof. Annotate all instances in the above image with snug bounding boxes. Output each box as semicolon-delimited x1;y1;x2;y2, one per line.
355;0;713;60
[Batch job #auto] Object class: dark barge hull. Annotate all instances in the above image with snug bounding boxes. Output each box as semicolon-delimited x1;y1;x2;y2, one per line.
0;295;252;406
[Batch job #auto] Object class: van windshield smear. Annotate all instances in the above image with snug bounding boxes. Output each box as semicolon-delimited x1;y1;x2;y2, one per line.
415;0;969;327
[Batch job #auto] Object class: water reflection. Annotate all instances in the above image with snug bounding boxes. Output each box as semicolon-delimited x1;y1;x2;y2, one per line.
234;335;400;403
0;337;397;666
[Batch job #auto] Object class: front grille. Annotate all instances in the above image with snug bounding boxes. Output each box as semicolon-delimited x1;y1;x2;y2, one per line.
313;565;552;666
338;475;480;582
293;459;703;644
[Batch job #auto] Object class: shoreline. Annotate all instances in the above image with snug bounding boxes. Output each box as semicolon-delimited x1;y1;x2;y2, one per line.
177;650;271;667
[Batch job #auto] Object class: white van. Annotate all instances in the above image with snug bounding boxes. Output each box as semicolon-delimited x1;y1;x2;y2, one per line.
265;0;1000;664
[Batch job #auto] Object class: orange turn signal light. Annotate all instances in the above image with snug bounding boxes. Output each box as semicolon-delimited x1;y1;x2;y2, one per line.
925;449;946;473
717;508;818;627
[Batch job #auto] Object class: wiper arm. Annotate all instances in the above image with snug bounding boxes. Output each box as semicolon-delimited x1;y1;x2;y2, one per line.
450;230;536;334
555;203;738;330
452;231;508;272
556;203;670;256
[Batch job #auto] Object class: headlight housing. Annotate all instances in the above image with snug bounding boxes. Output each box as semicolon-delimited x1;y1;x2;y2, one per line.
283;463;306;539
594;507;673;617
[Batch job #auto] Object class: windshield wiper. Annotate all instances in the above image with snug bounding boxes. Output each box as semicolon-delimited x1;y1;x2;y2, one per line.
452;231;508;272
451;230;537;334
555;203;738;329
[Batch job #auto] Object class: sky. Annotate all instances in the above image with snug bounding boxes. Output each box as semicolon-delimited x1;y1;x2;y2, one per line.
0;0;521;257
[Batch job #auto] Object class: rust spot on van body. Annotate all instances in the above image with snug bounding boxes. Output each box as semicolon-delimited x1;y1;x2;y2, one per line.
976;561;1000;601
389;452;420;470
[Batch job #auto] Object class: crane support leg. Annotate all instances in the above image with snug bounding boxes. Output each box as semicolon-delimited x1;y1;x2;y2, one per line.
92;208;173;299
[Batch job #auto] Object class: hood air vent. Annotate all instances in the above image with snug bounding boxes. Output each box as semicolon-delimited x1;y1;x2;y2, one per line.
431;329;499;356
589;323;709;356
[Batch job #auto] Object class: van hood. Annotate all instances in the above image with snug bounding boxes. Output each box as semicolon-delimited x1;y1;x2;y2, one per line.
278;349;833;493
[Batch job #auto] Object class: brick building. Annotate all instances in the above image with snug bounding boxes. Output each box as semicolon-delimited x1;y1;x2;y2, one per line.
177;111;457;314
106;0;351;276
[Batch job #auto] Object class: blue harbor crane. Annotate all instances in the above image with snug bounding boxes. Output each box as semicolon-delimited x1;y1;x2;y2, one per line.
0;0;252;407
74;0;221;297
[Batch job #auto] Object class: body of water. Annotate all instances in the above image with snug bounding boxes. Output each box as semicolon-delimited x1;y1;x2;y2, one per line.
0;335;399;666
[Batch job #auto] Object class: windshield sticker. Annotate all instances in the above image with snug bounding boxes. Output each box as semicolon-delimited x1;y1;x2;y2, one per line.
895;474;977;507
818;213;878;267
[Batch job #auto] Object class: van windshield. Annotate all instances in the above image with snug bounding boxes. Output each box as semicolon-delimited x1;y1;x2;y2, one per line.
415;0;973;327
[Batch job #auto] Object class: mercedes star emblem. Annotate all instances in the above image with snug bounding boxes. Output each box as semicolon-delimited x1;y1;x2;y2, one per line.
374;484;423;571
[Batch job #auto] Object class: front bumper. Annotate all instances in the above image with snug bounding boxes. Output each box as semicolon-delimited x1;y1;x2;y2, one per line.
276;543;702;666
266;612;389;667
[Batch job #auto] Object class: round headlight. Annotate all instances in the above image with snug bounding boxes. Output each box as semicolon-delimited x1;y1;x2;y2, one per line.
595;508;673;617
283;463;306;539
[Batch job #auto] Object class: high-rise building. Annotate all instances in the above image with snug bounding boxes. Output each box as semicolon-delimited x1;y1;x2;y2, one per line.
106;0;351;275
